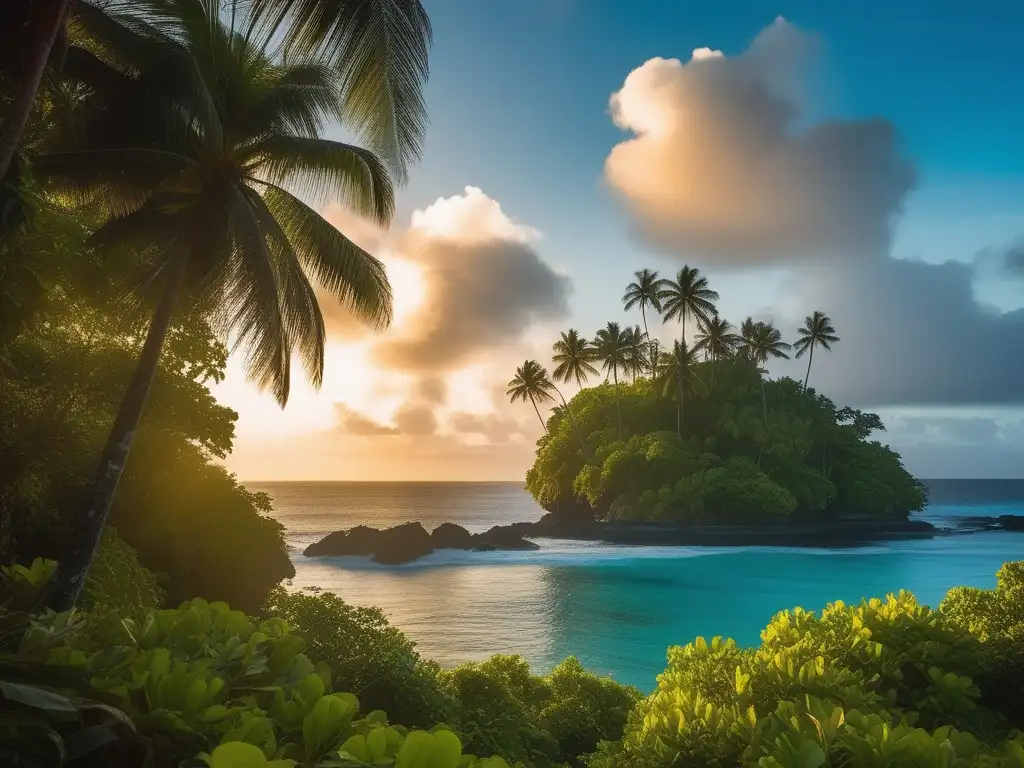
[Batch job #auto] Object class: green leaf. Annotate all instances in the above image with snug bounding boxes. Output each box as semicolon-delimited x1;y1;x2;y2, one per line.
0;681;78;718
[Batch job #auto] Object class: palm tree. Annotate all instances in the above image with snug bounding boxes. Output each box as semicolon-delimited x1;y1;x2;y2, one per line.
41;2;401;610
660;266;718;435
694;313;740;362
550;329;595;452
738;319;792;466
623;324;649;383
622;268;666;377
507;359;556;431
654;339;701;435
552;328;598;387
593;321;630;439
1;0;432;198
794;311;840;395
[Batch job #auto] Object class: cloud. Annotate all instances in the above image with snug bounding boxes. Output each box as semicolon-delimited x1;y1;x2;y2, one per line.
1003;239;1024;276
375;187;571;372
393;403;439;436
335;404;397;436
784;256;1024;405
450;411;525;443
605;18;914;267
606;19;1024;407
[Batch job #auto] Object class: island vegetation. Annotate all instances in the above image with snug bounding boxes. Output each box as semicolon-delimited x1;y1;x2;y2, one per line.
3;2;1023;767
514;269;928;525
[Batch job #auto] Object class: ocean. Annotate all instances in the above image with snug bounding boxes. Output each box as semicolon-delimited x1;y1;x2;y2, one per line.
249;480;1024;690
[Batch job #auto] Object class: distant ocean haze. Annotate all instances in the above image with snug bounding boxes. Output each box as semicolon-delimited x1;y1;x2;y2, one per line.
249;479;1024;690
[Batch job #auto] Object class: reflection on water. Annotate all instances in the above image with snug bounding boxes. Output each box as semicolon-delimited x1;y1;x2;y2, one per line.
259;481;1022;690
290;556;557;667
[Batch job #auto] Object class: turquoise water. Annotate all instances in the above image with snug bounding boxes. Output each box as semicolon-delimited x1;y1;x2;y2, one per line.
252;480;1024;690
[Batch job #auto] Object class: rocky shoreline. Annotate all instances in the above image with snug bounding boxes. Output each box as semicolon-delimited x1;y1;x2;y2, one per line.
302;514;1024;566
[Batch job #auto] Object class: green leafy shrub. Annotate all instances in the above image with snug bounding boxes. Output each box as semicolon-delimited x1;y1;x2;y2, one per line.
1;565;520;768
264;587;457;729
444;654;639;767
592;561;1024;767
81;528;165;612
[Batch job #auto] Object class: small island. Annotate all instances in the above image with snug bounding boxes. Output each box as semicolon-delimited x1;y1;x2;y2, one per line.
306;269;1024;565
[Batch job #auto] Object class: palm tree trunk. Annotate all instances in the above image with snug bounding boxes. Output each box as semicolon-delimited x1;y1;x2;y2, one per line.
528;393;547;433
676;315;685;437
641;305;656;380
612;366;623;439
757;378;768;468
802;343;815;394
46;247;190;611
0;0;69;180
555;386;587;453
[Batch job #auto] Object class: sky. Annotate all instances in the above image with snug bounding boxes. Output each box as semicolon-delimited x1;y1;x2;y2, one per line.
216;0;1024;481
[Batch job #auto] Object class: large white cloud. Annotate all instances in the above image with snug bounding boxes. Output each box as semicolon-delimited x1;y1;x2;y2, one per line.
605;18;914;266
605;18;1024;406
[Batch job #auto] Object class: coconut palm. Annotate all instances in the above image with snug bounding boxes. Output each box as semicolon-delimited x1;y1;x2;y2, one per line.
738;319;792;466
622;268;666;377
551;328;598;388
654;339;702;434
623;324;649;383
40;2;400;610
661;266;719;347
1;0;432;193
507;359;556;431
550;329;595;451
593;321;630;438
694;313;740;362
794;311;840;395
660;266;718;435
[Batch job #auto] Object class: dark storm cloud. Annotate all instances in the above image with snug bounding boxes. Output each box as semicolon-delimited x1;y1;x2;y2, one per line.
893;416;1002;444
376;237;571;371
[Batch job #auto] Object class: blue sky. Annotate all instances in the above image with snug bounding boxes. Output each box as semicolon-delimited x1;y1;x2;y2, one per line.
223;0;1024;480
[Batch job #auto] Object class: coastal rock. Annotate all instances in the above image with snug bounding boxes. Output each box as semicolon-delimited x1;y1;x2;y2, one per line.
302;530;349;557
998;515;1024;531
473;525;540;551
302;525;382;557
431;522;474;549
372;522;434;565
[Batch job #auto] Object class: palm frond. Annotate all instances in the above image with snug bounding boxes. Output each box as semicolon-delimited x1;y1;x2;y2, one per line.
248;0;432;184
258;181;392;332
251;135;394;223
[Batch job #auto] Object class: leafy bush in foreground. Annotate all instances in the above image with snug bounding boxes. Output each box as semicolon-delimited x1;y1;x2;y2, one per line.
3;559;1022;767
592;561;1024;767
266;590;641;767
1;563;518;767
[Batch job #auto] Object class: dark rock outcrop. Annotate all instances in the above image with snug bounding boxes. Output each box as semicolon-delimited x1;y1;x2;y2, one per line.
998;515;1024;531
474;525;541;551
431;522;475;549
372;522;434;565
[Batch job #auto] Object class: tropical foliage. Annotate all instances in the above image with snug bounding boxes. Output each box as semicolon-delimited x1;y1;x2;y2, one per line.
517;266;921;523
590;560;1024;767
4;554;1022;767
2;0;433;610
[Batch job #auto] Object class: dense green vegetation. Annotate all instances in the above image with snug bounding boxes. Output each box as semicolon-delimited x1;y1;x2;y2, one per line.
4;553;1022;766
2;0;433;609
516;270;926;523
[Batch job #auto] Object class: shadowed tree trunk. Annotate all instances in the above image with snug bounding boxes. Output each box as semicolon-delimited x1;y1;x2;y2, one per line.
612;365;623;439
0;0;69;180
46;247;190;610
802;342;815;394
528;392;546;433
